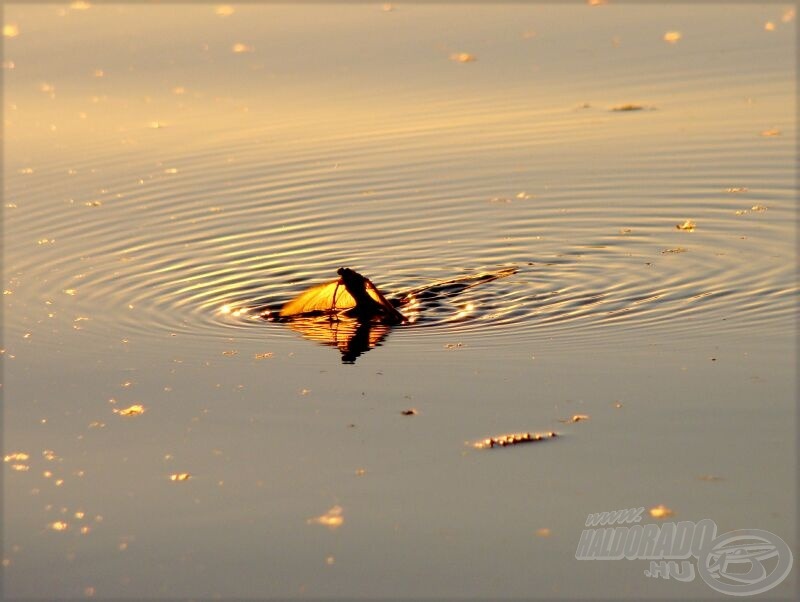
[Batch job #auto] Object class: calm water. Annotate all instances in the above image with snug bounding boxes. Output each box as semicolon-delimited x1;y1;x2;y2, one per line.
2;3;797;600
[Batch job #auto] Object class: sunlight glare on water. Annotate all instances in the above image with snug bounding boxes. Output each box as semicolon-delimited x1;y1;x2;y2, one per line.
2;3;796;599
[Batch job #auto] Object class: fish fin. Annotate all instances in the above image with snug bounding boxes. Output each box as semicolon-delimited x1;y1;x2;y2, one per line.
365;279;406;322
280;279;357;317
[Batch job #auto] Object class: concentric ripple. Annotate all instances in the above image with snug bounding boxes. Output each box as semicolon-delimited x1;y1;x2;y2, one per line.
4;81;796;354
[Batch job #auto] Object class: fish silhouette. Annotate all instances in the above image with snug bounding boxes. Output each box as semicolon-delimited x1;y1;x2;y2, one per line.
279;267;405;324
265;266;517;363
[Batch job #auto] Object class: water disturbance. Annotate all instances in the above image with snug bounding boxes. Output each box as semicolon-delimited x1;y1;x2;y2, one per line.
3;3;796;599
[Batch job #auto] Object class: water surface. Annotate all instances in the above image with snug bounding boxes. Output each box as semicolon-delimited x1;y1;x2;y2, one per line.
2;3;796;599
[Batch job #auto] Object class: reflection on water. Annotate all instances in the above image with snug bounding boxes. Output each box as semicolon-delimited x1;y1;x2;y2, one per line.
268;266;519;362
272;266;402;364
286;315;393;364
3;3;796;600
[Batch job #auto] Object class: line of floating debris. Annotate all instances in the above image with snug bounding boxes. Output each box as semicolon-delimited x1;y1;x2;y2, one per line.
473;431;558;449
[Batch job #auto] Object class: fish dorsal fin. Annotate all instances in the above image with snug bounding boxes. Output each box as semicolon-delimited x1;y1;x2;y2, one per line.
364;278;396;310
279;279;357;317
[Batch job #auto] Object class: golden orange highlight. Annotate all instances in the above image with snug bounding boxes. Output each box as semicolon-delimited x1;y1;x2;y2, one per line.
648;504;674;519
114;404;145;417
307;505;344;529
473;431;558;449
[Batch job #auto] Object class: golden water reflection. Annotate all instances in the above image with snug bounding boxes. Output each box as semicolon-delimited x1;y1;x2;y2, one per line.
2;3;795;599
256;266;517;362
287;315;393;364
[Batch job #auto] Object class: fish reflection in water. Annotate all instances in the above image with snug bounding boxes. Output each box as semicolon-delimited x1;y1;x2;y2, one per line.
263;266;517;363
285;316;393;364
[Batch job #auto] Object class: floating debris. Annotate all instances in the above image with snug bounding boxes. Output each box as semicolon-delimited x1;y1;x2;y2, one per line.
725;187;748;193
254;352;274;360
489;196;512;203
84;200;102;207
48;521;69;532
619;228;632;235
676;220;696;232
649;504;674;519
3;24;20;38
515;191;533;200
760;128;781;137
764;21;776;31
307;505;344;529
535;528;552;538
169;473;191;482
355;468;366;476
613;401;623;409
698;474;724;482
10;464;29;472
382;3;394;12
662;247;687;254
782;7;795;23
70;1;92;10
735;205;767;216
113;404;145;417
325;555;335;565
232;43;254;54
400;409;418;416
4;452;29;463
444;343;464;350
473;431;558;449
450;52;477;63
587;0;608;5
222;350;238;357
214;5;235;17
148;121;167;129
663;31;682;44
559;414;590;423
610;104;644;112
